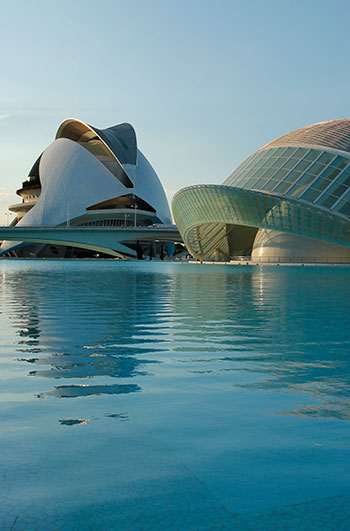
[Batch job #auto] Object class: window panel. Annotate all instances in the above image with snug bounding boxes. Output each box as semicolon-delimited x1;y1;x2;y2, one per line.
304;149;322;162
270;158;290;171
248;168;267;180
263;158;277;169
336;169;350;187
292;159;313;172
316;152;335;165
267;168;289;182
334;191;350;214
317;194;338;209
282;157;300;170
318;166;341;182
288;173;318;196
261;168;278;180
272;171;301;193
292;148;306;159
301;188;322;202
330;156;349;170
338;202;350;216
253;178;270;189
273;179;297;194
284;169;303;183
302;177;333;196
260;178;281;191
318;183;348;201
283;147;297;157
244;177;261;188
307;161;328;175
274;147;288;157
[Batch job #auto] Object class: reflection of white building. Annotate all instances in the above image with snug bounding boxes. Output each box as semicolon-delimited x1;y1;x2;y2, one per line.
3;119;172;258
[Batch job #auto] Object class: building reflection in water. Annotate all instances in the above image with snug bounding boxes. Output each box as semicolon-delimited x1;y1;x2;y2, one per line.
167;266;350;420
5;263;168;400
3;262;350;419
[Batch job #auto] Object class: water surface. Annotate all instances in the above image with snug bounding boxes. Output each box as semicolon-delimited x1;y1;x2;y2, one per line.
0;260;349;529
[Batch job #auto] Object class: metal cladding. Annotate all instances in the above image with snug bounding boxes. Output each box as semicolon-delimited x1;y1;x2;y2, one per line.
259;119;350;154
172;119;350;262
2;118;172;256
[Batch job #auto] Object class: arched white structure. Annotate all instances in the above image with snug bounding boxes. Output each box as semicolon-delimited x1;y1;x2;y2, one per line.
251;229;350;261
2;119;172;258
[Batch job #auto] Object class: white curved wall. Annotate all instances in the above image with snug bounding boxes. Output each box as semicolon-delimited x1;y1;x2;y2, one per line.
1;136;172;253
21;138;128;227
252;228;350;262
135;150;171;224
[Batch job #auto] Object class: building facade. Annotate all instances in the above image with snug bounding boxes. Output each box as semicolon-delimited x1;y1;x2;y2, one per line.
2;119;172;258
172;119;350;262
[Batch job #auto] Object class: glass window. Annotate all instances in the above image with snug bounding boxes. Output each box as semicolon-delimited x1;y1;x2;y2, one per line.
273;180;295;194
267;168;289;182
302;176;333;196
307;161;328;175
338;202;350;216
333;190;350;211
244;177;260;188
304;149;322;162
317;195;338;209
273;170;302;193
318;166;341;182
288;173;318;197
336;169;350;187
259;178;280;191
283;147;297;157
293;148;307;159
282;157;299;170
260;151;272;161
274;147;288;157
248;168;267;180
330;156;349;170
301;188;322;202
284;169;303;183
260;168;278;180
318;183;348;202
255;176;278;189
263;158;277;170
270;158;289;171
293;159;313;173
317;152;335;165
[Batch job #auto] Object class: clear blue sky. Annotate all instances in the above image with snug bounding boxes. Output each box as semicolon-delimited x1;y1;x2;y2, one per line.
1;0;350;223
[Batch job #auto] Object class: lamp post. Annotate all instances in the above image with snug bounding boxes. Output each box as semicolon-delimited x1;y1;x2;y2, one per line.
134;204;138;227
5;212;12;226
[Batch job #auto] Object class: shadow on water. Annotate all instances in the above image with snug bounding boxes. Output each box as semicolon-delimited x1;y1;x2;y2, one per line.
2;261;350;418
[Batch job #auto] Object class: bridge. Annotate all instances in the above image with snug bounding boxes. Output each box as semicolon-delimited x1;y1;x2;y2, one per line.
0;225;183;258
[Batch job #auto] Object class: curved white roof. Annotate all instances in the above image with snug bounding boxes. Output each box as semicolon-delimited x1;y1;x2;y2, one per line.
1;118;172;254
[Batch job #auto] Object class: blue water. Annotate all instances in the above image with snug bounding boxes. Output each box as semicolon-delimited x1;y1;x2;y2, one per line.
0;260;350;530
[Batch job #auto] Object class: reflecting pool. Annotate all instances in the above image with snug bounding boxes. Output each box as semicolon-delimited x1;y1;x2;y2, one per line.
0;260;350;529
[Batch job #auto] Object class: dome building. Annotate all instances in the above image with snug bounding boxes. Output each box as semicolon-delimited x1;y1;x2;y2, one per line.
3;119;172;258
172;119;350;262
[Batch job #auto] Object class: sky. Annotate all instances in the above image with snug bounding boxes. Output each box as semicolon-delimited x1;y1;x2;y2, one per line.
1;0;350;223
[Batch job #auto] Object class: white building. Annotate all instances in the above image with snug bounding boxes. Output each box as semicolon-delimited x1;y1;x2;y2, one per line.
3;119;172;258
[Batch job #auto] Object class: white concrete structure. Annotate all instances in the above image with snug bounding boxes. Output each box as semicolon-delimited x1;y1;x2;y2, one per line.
2;119;172;258
0;226;182;259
